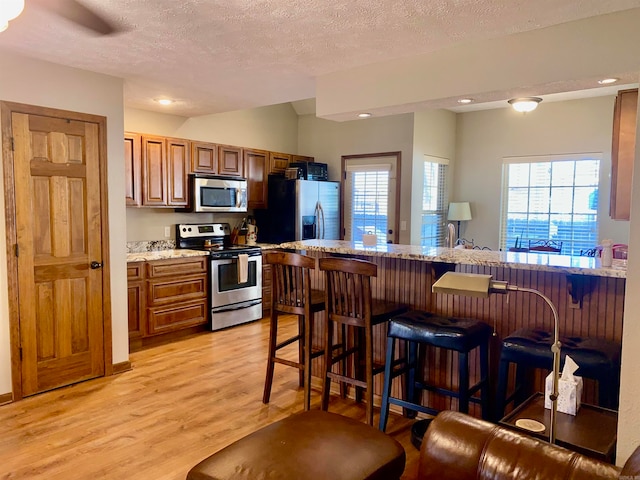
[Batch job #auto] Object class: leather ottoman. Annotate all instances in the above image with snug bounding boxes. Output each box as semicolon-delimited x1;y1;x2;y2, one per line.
186;410;406;480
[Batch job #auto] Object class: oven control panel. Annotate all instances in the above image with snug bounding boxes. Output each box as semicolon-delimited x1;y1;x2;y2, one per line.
177;223;230;238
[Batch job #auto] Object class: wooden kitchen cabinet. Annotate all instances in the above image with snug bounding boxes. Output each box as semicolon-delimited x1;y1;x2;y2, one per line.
217;144;244;176
124;132;142;206
127;256;209;349
291;154;315;163
191;141;217;174
610;88;638;220
269;152;291;174
166;138;190;206
141;135;167;206
127;262;146;340
244;148;269;209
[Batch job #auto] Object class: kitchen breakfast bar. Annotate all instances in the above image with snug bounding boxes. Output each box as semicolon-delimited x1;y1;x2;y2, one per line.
278;240;626;415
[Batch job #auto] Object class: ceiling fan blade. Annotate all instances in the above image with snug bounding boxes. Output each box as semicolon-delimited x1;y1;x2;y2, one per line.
34;0;119;35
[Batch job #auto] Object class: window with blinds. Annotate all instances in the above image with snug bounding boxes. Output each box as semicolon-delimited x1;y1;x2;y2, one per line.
421;158;448;246
344;167;390;243
500;154;601;255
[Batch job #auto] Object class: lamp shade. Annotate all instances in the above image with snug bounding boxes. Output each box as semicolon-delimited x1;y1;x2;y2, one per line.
447;202;472;221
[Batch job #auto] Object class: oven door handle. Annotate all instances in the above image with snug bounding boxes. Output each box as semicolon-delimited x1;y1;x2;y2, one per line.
211;298;262;313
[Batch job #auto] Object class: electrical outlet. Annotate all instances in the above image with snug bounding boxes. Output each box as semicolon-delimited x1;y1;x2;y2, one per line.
164;226;171;238
400;220;407;231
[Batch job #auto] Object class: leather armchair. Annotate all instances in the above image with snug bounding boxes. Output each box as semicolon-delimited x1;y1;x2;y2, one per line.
419;411;640;480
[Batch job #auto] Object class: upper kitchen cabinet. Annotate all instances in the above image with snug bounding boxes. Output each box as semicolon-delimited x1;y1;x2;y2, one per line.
124;132;142;206
244;149;269;209
191;141;217;174
218;144;244;177
291;154;315;163
140;135;189;207
269;152;291;174
610;88;638;220
166;138;190;206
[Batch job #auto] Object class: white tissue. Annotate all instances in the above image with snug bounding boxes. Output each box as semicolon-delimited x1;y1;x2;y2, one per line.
544;354;583;415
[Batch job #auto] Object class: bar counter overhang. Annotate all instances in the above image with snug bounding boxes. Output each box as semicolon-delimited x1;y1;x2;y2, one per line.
279;240;626;413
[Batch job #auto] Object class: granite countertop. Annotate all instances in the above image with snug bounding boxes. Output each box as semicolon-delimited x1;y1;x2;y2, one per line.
126;242;284;262
278;240;627;279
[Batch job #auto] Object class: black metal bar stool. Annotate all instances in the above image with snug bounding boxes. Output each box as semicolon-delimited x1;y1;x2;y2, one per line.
495;328;621;420
378;310;492;432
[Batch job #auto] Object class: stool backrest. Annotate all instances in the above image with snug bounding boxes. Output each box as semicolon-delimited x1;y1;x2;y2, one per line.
319;257;376;327
265;251;315;316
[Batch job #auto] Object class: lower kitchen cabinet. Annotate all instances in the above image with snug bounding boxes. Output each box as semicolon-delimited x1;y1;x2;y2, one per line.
127;256;209;350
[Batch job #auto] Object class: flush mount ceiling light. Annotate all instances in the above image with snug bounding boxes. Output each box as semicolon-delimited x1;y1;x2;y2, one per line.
0;0;25;32
508;97;542;113
155;98;174;106
457;98;474;104
598;78;619;85
357;113;372;118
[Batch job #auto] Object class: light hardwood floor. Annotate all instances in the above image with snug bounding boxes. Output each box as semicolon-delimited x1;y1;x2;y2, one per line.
0;315;421;479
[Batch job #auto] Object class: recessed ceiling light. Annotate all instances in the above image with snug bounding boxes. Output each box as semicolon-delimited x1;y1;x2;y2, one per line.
155;98;174;105
357;113;372;118
598;78;619;85
457;98;473;104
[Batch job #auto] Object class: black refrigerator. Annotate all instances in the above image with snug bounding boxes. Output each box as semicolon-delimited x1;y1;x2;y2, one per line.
255;176;340;244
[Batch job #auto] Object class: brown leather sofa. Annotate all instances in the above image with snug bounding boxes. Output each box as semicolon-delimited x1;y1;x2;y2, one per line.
420;410;640;480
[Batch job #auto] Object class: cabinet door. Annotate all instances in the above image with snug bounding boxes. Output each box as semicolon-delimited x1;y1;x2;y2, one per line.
167;138;190;206
191;141;217;174
124;132;142;206
127;263;146;339
269;152;292;174
244;149;269;209
217;144;244;176
262;262;272;317
610;88;638;220
141;135;167;206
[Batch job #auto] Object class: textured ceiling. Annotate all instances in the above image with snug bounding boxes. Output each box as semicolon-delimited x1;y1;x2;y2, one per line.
1;0;640;117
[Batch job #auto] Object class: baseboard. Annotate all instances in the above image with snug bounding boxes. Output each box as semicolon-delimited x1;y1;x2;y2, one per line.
0;392;13;405
112;361;132;374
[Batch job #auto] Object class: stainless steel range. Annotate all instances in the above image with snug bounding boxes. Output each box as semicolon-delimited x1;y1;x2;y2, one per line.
176;223;262;331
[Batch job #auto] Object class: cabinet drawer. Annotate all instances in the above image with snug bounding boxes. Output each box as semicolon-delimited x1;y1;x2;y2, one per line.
148;275;207;306
147;300;208;335
147;256;207;278
127;262;145;281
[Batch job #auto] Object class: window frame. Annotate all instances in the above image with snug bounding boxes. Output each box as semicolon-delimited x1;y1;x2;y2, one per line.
421;156;449;247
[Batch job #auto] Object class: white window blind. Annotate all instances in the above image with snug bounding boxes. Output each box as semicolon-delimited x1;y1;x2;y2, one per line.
344;166;390;243
421;157;448;246
499;154;601;255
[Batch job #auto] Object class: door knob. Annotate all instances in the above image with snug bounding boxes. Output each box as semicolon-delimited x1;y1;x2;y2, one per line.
90;261;103;269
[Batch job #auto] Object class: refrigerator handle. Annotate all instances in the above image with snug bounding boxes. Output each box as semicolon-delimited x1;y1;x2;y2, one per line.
318;201;325;239
314;202;320;239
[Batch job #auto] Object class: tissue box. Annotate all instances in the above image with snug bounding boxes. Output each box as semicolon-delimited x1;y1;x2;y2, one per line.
362;234;377;246
544;372;583;415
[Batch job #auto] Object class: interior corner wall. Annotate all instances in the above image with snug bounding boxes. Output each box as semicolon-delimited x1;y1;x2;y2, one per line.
124;104;300;242
297;113;415;244
0;51;128;395
454;95;630;250
411;109;457;245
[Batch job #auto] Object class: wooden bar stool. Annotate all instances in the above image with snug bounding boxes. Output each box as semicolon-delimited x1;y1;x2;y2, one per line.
319;257;408;426
262;251;325;410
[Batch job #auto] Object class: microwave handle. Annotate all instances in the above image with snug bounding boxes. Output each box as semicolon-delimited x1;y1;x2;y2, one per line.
236;187;246;209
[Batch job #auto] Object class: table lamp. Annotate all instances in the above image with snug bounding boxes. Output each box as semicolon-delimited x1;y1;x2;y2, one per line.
432;271;561;444
447;202;472;241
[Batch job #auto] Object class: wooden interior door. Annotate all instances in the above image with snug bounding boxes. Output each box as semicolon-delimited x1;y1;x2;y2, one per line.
11;110;106;396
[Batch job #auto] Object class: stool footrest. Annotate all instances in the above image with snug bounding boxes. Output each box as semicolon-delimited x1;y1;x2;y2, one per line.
273;357;303;369
275;334;302;350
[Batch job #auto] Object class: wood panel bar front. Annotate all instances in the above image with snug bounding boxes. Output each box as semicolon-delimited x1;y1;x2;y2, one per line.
300;250;625;417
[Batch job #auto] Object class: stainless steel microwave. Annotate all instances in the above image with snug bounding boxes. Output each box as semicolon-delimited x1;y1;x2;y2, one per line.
189;174;247;212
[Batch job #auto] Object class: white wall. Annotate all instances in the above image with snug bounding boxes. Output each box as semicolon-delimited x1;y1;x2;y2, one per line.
454;96;630;250
617;84;640;464
297;113;415;244
0;51;128;394
411;110;457;244
124;104;300;241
